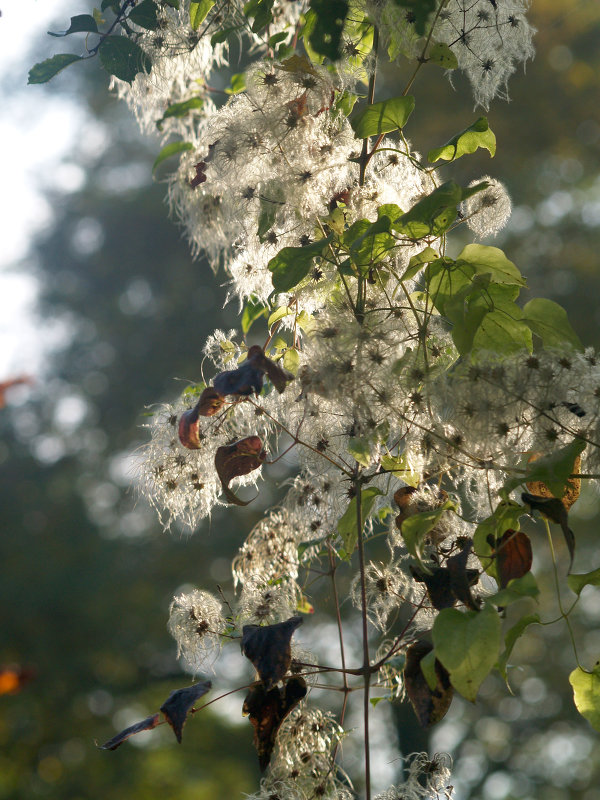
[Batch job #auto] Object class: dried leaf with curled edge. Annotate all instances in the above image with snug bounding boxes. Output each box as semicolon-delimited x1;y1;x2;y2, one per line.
495;529;532;588
446;539;480;610
242;616;303;689
521;492;575;573
243;676;307;771
247;344;294;393
411;565;454;610
527;454;581;512
196;386;226;417
404;641;453;728
394;485;417;526
99;713;161;750
178;406;203;449
160;680;212;743
213;362;264;397
214;436;266;505
178;389;227;449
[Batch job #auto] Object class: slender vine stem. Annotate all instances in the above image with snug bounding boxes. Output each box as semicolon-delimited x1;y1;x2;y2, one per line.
543;518;584;669
354;469;372;800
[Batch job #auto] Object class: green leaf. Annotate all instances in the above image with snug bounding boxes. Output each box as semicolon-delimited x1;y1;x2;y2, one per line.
190;0;215;28
523;298;584;352
257;185;285;242
296;310;316;334
243;0;274;33
473;501;524;579
497;613;540;681
267;236;332;293
568;568;600;596
396;180;487;239
402;247;439;281
241;296;268;334
470;304;533;358
338;487;383;555
420;649;439;692
488;572;539;607
156;97;203;131
152;141;193;173
128;0;160;30
99;36;152;83
428;117;496;164
456;244;525;286
210;26;241;45
348;437;371;467
426;251;529;357
307;0;349;61
521;438;586;499
380;453;420;487
428;42;458;69
335;90;360;117
433;604;502;702
226;72;246;95
351;95;415;138
283;348;300;376
349;216;395;270
391;0;436;35
267;307;290;329
164;0;180;8
28;54;83;84
48;14;99;36
570;663;600;731
400;500;456;570
370;696;388;707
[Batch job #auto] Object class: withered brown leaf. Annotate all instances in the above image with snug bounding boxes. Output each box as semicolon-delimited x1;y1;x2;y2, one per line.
196;386;226;417
393;486;417;527
160;680;212;744
99;713;160;751
243;676;307;771
214;436;266;505
242;616;303;689
495;529;532;588
404;641;453;728
247;345;294;394
446;539;480;610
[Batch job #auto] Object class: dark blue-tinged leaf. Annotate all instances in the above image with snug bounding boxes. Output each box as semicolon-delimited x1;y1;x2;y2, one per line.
160;681;212;743
28;54;83;84
307;0;349;61
99;36;152;83
391;0;437;35
99;713;160;750
48;15;98;37
243;0;274;33
128;0;160;30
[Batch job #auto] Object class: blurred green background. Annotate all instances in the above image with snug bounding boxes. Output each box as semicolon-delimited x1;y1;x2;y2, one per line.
1;1;600;798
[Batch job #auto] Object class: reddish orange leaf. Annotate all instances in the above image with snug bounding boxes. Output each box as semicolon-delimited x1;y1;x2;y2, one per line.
495;530;532;588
